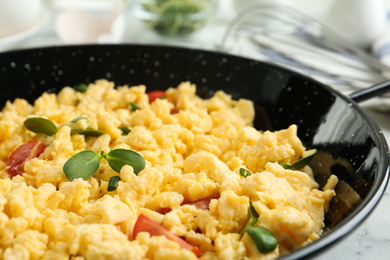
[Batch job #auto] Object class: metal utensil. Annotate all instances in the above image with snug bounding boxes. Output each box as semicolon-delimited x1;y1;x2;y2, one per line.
220;2;390;96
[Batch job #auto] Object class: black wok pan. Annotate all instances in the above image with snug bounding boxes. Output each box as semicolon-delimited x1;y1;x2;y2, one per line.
0;44;388;259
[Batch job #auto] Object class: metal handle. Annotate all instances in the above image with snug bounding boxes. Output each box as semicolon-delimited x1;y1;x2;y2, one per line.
349;80;390;103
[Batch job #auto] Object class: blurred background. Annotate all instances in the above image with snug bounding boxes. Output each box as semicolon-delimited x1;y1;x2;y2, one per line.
2;0;389;49
1;0;331;49
3;0;390;109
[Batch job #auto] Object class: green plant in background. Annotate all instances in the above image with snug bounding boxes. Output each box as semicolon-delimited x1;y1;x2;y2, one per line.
141;0;213;36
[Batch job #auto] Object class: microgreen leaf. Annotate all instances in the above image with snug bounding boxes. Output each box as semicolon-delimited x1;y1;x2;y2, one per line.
292;149;317;169
245;226;278;254
129;102;139;111
240;201;278;253
278;162;296;170
159;95;168;99
76;83;88;93
119;127;131;135
24;117;58;135
100;151;108;159
70;116;89;123
248;201;259;226
63;150;102;181
107;176;121;191
240;168;251;178
70;129;105;136
278;149;317;170
241;201;259;235
105;149;145;174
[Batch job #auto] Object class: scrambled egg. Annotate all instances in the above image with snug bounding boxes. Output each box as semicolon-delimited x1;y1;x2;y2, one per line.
0;80;337;259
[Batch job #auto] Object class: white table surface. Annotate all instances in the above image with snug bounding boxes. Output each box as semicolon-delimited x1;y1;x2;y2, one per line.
2;0;390;259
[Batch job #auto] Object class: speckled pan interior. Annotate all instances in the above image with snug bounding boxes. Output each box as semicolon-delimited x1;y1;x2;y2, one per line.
0;44;388;259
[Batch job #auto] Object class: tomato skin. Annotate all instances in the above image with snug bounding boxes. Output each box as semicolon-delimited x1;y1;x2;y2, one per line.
157;207;172;215
147;90;168;104
185;195;220;210
6;140;46;178
157;195;219;216
132;214;201;257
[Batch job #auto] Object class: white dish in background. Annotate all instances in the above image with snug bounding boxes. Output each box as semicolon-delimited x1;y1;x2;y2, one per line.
0;9;48;52
55;0;125;44
0;0;44;38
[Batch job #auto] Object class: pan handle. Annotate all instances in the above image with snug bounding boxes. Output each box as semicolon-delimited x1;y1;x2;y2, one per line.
349;80;390;103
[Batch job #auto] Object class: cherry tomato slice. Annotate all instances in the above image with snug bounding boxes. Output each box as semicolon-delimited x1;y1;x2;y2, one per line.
185;195;220;210
147;90;168;104
158;196;219;216
157;207;172;215
132;214;201;257
6;140;46;178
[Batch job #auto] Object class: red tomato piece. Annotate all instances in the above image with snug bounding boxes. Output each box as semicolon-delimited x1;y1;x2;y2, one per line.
156;196;219;215
157;207;172;215
6;140;46;178
132;214;201;257
185;195;220;210
170;108;179;115
147;90;168;104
